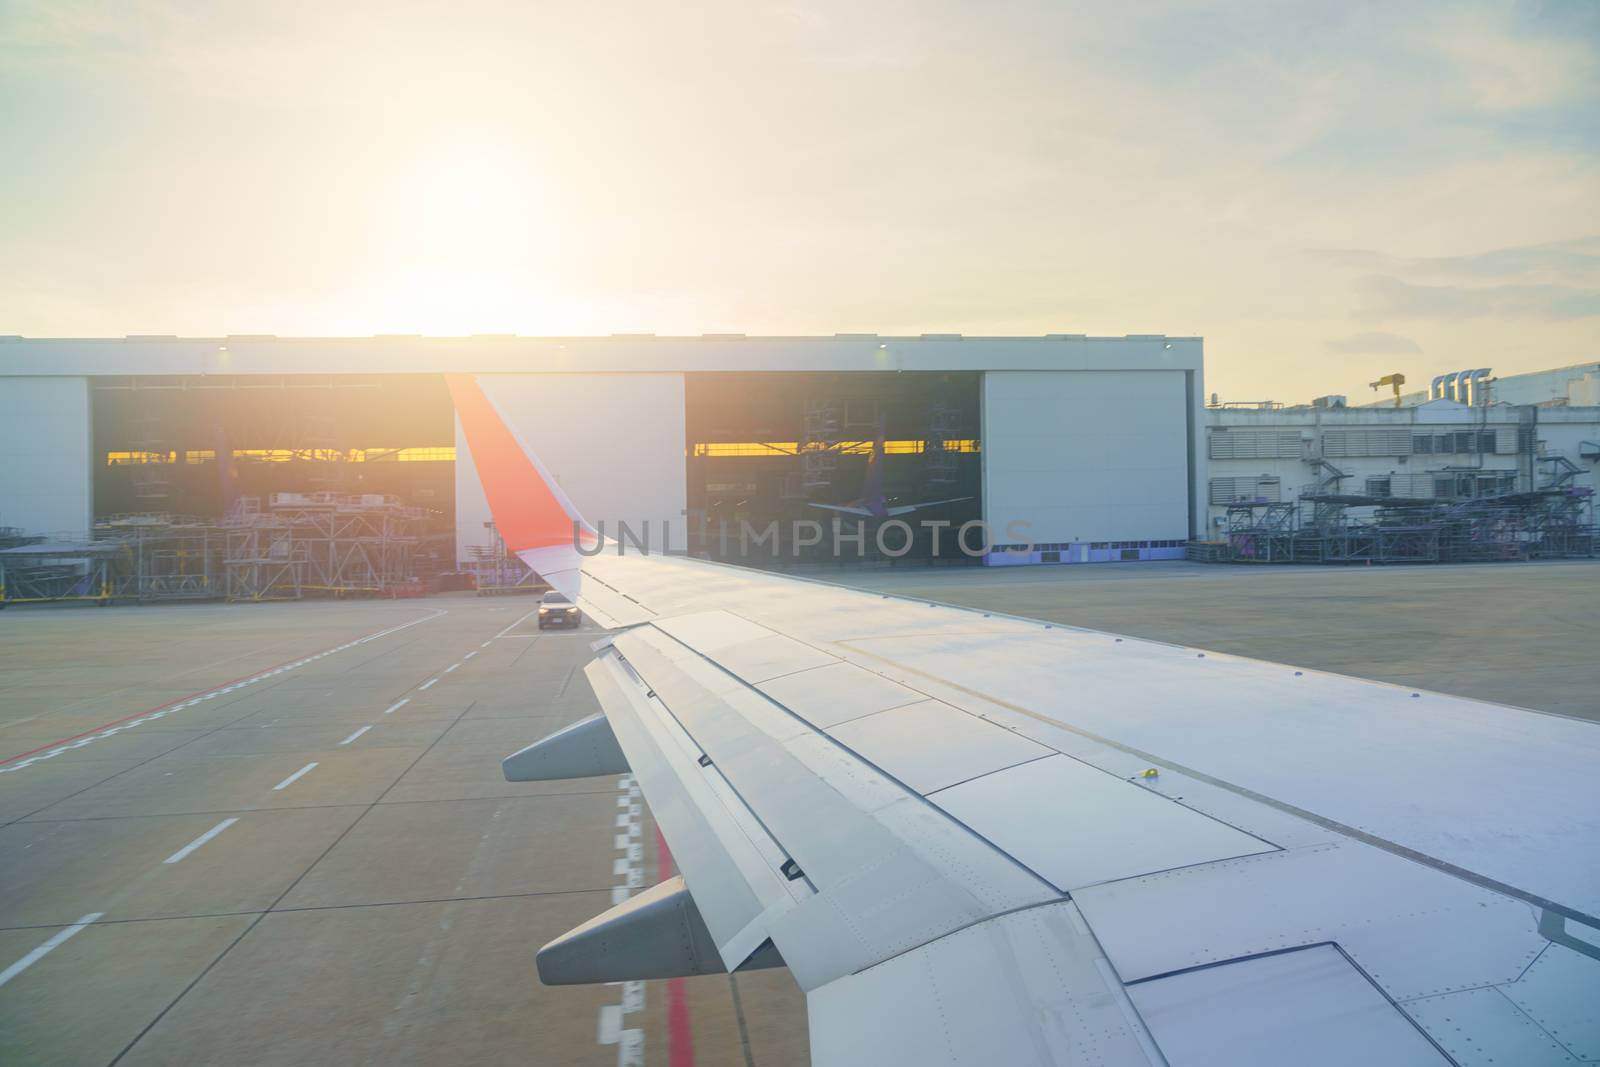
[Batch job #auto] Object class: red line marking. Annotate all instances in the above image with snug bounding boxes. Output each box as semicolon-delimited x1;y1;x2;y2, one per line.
655;826;697;1067
1;616;424;766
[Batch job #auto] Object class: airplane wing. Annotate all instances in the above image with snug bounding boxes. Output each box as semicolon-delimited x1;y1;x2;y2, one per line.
452;375;1600;1066
883;495;974;516
807;502;876;517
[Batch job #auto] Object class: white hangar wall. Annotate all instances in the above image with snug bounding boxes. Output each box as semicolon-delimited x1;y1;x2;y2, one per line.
0;335;1206;562
982;371;1195;559
456;373;688;564
0;377;92;537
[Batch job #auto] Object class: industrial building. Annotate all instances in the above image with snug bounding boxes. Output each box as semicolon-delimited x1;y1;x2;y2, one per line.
1205;369;1600;563
0;334;1204;602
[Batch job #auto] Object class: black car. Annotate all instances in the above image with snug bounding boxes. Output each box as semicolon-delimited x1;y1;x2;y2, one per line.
537;590;582;629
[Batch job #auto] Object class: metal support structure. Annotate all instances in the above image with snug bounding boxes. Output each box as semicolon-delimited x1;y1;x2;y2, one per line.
1224;487;1595;565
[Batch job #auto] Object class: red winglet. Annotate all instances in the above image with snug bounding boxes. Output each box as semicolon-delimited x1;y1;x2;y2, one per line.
446;374;593;554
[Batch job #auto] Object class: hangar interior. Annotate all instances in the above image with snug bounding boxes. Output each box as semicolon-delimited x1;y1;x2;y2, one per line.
685;371;982;562
92;375;455;519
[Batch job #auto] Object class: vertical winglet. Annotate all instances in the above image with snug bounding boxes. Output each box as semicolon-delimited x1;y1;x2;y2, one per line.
446;374;598;597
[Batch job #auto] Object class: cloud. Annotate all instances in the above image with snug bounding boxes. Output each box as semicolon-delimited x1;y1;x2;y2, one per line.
1430;8;1598;113
1310;237;1600;281
1414;237;1600;280
1325;331;1423;355
1359;275;1600;320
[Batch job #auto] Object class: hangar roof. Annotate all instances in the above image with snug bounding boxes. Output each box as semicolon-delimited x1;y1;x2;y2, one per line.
0;334;1201;377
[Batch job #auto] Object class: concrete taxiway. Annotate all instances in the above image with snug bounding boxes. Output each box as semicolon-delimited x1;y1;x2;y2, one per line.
2;560;1595;1065
0;596;806;1067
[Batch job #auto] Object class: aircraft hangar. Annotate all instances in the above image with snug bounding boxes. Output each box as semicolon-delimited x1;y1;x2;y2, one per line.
0;335;1204;581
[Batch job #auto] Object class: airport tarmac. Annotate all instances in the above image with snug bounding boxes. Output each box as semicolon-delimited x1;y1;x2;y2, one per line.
2;560;1596;1066
840;558;1600;720
0;596;808;1067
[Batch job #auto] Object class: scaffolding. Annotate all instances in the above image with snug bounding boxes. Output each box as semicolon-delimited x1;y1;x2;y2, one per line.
799;399;843;490
129;416;173;503
1;494;428;606
222;493;422;600
99;515;225;601
465;522;542;595
0;541;116;606
924;402;962;486
1224;487;1596;565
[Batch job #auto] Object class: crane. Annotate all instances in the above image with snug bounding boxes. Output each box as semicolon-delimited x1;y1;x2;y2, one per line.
1369;372;1406;408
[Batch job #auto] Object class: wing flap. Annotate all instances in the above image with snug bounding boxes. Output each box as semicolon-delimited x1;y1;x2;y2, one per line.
603;622;1057;990
582;654;788;968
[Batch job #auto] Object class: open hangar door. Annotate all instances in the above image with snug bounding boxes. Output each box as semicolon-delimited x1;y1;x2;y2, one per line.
685;371;982;567
91;374;458;573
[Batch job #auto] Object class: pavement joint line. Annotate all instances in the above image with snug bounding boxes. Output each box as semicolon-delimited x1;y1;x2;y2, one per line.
383;699;410;714
339;726;372;746
106;692;487;1067
490;606;543;642
0;608;447;774
272;762;319;791
0;888;623;934
0;912;104;990
105;694;486;1067
163;818;239;864
13;787;626;824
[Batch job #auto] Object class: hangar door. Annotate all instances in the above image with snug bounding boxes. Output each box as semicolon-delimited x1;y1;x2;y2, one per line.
982;371;1190;548
456;373;688;564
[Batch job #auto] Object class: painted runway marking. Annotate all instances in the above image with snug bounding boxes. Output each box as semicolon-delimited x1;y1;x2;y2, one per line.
418;678;439;691
163;818;239;864
273;762;319;791
0;608;447;774
656;827;697;1067
598;773;647;1064
490;606;542;642
463;651;477;660
0;913;103;990
383;699;410;715
339;726;372;746
445;663;460;673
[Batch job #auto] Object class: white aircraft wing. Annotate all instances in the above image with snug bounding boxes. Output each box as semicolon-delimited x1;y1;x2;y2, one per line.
451;375;1600;1066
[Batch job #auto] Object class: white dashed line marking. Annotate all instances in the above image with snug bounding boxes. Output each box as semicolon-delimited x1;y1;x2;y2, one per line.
339;726;372;746
383;699;409;715
418;678;438;691
445;663;460;673
163;818;239;865
463;651;477;660
0;913;103;989
0;608;447;775
273;762;319;791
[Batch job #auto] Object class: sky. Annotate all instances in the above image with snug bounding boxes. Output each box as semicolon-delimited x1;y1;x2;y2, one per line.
1;0;1596;402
